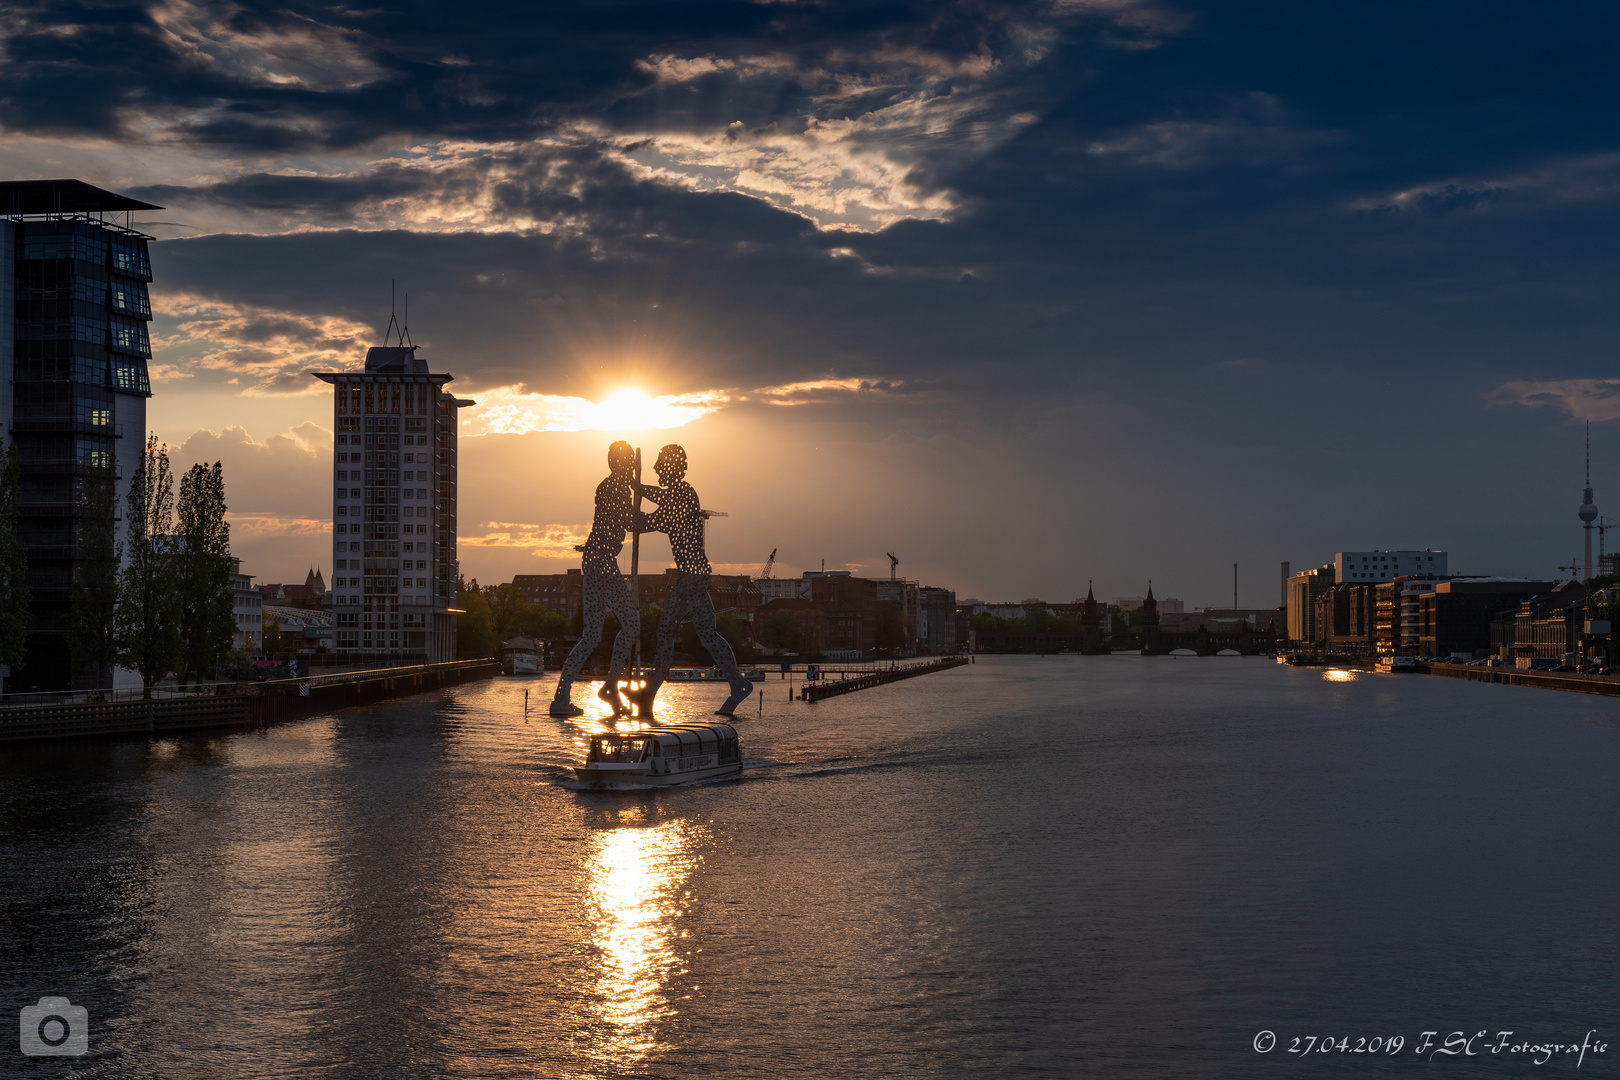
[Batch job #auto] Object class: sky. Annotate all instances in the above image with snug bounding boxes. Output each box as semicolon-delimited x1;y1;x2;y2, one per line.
5;0;1620;606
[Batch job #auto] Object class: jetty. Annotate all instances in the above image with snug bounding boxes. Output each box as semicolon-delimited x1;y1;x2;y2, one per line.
0;660;498;744
798;656;969;702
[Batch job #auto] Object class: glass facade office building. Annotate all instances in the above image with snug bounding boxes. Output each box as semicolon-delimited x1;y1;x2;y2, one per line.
314;346;471;664
1;180;160;691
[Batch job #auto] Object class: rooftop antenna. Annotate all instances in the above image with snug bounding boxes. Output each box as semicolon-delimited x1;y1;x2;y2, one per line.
401;292;414;349
887;552;899;581
384;280;402;346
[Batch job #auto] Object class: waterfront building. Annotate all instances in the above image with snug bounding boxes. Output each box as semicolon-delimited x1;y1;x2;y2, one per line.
1375;575;1451;654
874;578;920;653
810;573;879;654
312;343;472;663
263;605;334;653
510;570;584;620
231;558;262;653
1490;580;1589;662
757;577;811;602
1333;549;1447;583
1286;564;1336;643
1;179;160;691
916;586;958;654
1417;578;1552;659
1324;582;1378;654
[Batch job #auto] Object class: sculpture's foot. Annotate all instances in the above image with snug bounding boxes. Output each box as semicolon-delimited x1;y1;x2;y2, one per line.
716;682;753;717
597;679;618;703
549;697;582;718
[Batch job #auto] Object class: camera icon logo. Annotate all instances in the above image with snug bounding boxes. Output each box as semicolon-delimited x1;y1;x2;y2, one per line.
19;997;88;1057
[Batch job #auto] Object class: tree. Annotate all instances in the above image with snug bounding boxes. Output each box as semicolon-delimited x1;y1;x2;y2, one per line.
69;461;120;688
177;461;236;680
0;433;30;687
456;575;495;659
487;583;530;643
876;602;908;652
676;612;755;663
112;437;183;700
761;609;806;653
262;619;287;655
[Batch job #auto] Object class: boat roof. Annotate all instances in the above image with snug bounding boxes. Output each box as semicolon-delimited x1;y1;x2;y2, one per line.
596;722;738;740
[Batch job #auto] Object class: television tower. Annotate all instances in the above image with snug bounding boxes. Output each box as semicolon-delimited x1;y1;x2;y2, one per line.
1579;421;1599;578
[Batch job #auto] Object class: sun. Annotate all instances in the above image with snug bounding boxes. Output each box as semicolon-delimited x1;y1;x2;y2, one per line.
597;388;668;431
463;385;728;435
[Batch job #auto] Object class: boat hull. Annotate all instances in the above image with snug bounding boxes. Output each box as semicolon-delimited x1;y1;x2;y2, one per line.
573;761;742;788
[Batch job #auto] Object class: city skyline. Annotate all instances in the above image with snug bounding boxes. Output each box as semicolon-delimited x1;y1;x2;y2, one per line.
5;3;1619;603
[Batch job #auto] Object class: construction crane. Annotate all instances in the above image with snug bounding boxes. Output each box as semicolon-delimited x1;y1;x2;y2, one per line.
760;547;777;580
887;552;899;581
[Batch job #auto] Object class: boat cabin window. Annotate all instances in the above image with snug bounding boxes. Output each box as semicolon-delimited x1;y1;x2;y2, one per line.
590;736;647;763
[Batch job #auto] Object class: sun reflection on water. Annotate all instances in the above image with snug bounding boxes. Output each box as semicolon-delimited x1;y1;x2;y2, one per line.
584;811;703;1063
1322;668;1358;682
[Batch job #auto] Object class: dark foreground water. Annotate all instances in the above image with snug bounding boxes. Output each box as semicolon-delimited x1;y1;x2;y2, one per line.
3;656;1619;1078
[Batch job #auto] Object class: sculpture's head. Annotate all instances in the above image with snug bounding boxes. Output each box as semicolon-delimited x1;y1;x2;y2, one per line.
607;440;636;475
655;444;687;483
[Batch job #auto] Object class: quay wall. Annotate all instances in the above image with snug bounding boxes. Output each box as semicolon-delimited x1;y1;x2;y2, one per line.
0;661;499;745
1426;663;1620;698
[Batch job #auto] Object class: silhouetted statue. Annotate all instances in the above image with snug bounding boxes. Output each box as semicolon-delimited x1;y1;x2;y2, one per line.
639;444;752;715
550;441;641;717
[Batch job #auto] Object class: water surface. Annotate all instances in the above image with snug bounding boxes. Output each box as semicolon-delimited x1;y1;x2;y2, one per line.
3;657;1618;1077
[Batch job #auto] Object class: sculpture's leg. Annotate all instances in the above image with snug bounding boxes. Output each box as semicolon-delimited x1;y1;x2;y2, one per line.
642;577;694;711
602;574;639;715
552;579;605;716
692;586;750;715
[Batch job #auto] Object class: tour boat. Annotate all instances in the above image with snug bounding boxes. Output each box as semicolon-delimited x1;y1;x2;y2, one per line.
1375;656;1418;673
497;636;545;677
574;722;742;788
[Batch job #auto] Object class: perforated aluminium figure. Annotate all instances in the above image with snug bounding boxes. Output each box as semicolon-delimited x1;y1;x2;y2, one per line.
550;440;642;717
638;444;752;715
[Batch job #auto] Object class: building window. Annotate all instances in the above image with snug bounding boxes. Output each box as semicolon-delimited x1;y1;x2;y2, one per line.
109;276;152;317
111;357;150;394
110;237;152;279
22;233;109;263
109;315;151;357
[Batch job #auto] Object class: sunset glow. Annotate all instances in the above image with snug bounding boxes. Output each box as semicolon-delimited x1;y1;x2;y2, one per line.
467;386;727;435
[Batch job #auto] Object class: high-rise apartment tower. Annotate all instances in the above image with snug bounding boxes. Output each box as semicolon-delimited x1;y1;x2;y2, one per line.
1;180;161;691
313;343;471;663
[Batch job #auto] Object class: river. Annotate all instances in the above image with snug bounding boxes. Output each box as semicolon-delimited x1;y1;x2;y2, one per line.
3;656;1617;1077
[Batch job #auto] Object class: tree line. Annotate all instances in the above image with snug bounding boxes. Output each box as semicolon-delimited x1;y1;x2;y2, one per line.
0;433;237;698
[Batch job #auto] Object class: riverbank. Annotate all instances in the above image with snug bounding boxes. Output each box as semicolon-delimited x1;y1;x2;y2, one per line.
0;660;499;744
1426;661;1620;698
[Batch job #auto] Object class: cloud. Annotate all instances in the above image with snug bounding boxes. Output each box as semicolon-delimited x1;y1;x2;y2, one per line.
1349;154;1620;217
752;377;905;405
463;386;728;435
1084;95;1330;170
1485;379;1620;422
459;521;590;560
173;423;330;511
154;293;376;394
227;512;332;539
148;0;386;92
